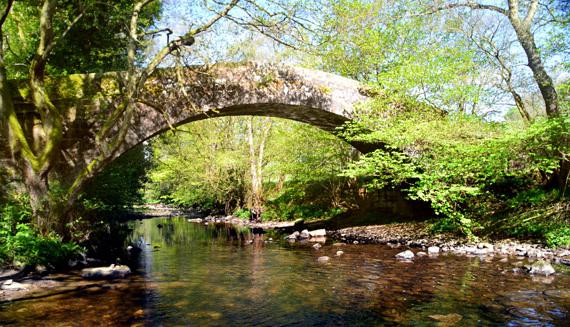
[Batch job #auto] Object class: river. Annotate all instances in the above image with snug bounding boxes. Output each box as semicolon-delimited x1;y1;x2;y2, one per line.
1;216;569;326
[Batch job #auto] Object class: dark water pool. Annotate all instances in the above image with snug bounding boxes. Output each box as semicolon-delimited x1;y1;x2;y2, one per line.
1;216;569;326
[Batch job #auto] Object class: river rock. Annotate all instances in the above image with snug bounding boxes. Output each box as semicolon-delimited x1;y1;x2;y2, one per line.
317;256;330;263
1;280;29;291
285;231;299;240
395;250;414;260
127;245;142;255
427;246;440;255
312;243;322;250
477;242;494;251
187;218;203;223
133;309;144;318
473;248;488;256
81;264;131;279
416;251;427;257
336;250;344;256
528;260;556;276
309;229;326;237
299;229;310;239
309;236;326;243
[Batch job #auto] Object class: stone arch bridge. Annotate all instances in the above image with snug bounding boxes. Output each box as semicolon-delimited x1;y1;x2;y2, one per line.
9;63;376;181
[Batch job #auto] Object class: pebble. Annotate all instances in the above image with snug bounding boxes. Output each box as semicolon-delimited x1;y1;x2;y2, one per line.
312;243;322;250
336;250;344;256
317;256;330;263
427;246;440;254
309;229;326;237
395;250;415;260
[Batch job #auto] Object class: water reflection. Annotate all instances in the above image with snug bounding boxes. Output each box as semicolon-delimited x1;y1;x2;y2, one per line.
1;216;569;326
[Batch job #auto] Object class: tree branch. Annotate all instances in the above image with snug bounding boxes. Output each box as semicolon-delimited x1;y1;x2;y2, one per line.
523;0;539;27
423;1;508;17
0;0;14;29
190;0;240;36
508;0;520;22
136;0;239;89
44;10;85;56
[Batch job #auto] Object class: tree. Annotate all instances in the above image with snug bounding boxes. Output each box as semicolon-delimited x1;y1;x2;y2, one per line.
0;0;170;233
459;13;533;121
246;117;272;221
426;0;560;117
314;0;484;113
0;0;309;234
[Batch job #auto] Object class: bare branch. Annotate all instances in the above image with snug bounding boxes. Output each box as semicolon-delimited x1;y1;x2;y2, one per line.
523;0;539;27
421;1;508;17
189;0;240;36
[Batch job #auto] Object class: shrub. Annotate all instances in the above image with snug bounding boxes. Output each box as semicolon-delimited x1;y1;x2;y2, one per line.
4;224;83;268
1;195;83;268
545;226;570;248
234;208;251;220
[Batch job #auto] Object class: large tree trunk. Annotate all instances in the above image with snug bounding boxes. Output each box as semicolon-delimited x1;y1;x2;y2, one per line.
510;23;559;117
22;162;50;232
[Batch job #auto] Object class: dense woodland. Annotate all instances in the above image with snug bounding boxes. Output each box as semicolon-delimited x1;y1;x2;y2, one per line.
0;0;569;269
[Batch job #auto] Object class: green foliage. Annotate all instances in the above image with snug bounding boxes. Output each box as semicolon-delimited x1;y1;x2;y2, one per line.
545;226;570;248
81;144;151;214
341;96;570;238
145;117;250;211
3;0;161;78
315;0;482;112
0;195;82;268
3;225;83;268
233;208;251;220
145;116;353;220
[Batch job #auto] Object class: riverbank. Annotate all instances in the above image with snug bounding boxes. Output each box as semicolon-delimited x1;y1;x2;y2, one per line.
329;223;570;265
134;204;570;263
188;213;570;264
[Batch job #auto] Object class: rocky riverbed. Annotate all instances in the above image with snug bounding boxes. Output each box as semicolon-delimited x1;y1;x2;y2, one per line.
187;215;570;264
328;222;570;264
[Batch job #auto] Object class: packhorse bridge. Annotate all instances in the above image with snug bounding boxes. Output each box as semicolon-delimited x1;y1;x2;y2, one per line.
8;63;375;181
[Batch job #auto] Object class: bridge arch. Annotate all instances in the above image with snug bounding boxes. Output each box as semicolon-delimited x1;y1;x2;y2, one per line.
118;63;372;158
10;63;374;182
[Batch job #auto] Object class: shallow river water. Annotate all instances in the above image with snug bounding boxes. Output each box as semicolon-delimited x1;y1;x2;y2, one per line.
1;216;569;326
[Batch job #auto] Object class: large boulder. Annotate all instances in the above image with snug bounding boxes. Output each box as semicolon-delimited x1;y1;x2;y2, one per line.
81;264;131;279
